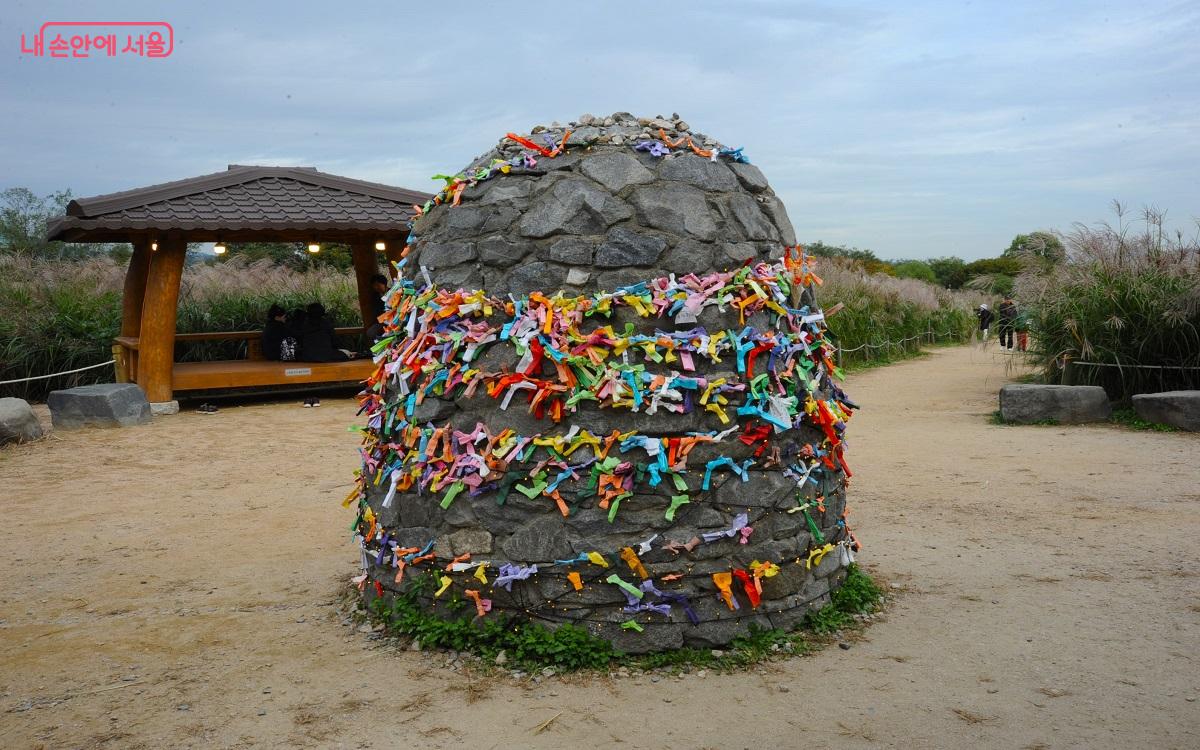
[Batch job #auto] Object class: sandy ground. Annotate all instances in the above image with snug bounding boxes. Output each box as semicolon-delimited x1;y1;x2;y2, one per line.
1;344;1197;750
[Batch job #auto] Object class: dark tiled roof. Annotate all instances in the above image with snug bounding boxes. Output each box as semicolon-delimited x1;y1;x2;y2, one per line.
47;165;433;242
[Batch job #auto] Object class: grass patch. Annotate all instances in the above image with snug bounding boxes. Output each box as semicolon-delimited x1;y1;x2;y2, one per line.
988;410;1059;426
358;564;885;674
1110;407;1179;432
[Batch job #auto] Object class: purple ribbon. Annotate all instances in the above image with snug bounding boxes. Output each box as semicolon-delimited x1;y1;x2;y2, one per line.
495;563;538;591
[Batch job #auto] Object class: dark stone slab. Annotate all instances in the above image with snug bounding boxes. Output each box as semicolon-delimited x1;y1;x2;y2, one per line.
1131;390;1200;431
46;384;151;429
999;384;1111;424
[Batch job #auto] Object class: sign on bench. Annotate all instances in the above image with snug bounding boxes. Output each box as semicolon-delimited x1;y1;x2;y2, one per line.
284;367;313;377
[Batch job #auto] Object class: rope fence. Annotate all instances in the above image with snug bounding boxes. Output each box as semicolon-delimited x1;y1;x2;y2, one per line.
0;359;116;386
836;327;965;355
1068;361;1200;372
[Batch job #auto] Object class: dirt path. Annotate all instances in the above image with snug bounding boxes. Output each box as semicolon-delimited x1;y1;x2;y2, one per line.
1;345;1197;749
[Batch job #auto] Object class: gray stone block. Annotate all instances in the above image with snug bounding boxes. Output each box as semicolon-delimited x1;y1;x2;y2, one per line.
541;236;597;265
46;383;151;429
629;184;718;241
418;240;477;269
517;177;632;238
589;620;683;654
657;154;739;192
724;194;779;241
0;397;43;444
999;384;1111;424
595;226;668;267
577;152;655;192
478;235;530;266
728;163;768;193
1131;390;1200;431
502;514;574;562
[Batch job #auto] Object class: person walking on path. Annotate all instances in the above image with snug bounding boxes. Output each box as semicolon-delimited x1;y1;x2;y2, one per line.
997;297;1018;351
977;303;994;343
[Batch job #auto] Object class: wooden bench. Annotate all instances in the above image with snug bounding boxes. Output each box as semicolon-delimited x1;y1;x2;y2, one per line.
172;358;375;391
112;327;371;392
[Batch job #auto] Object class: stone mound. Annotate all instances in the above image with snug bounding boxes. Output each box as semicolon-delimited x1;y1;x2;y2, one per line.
350;115;858;653
412;111;795;297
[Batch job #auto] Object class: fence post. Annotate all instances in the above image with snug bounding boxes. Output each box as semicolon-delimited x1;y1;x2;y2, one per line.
112;344;129;384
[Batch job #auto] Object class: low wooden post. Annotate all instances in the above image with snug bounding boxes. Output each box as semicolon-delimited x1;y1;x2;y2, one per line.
350;241;379;328
138;238;186;404
112;343;129;383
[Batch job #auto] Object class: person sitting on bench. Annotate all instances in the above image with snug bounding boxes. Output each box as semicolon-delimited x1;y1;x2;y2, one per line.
365;274;390;341
299;302;352;362
261;304;297;361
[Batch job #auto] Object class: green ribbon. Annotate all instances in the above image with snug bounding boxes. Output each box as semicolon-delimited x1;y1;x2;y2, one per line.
606;573;644;600
439;480;466;509
665;494;690;521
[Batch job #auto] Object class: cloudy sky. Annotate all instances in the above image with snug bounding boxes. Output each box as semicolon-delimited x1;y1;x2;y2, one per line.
3;0;1197;259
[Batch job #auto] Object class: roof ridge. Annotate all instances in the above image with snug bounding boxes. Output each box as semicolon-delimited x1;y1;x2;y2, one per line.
69;166;431;217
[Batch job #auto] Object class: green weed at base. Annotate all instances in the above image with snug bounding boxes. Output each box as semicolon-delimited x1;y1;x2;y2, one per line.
359;564;884;675
1109;407;1179;432
987;410;1059;427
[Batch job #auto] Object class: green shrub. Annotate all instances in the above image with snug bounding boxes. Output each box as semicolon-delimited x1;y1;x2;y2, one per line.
1016;205;1200;399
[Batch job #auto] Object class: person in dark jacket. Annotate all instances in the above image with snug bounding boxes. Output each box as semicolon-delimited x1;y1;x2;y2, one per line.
261;304;291;361
997;297;1018;351
365;273;389;341
977;304;994;342
300;302;350;362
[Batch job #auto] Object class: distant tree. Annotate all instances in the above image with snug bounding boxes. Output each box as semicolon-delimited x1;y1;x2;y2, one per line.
220;241;354;271
0;187;129;259
964;255;1022;278
927;256;968;288
890;259;937;284
1005;231;1065;264
803;241;894;274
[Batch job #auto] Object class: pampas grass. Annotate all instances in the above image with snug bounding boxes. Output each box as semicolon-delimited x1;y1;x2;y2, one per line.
0;256;359;401
818;258;984;368
1016;204;1200;399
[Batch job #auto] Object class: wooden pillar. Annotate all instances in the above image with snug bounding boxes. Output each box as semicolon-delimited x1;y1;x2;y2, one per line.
121;239;152;337
138;238;186;403
350;241;379;328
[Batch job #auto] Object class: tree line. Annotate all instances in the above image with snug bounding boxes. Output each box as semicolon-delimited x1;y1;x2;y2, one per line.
4;186;1063;281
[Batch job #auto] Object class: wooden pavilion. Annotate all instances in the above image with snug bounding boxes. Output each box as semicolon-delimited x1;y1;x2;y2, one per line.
47;165;431;406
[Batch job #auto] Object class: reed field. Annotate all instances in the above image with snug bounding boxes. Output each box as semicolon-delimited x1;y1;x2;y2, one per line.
1;254;982;401
0;256;360;401
818;259;984;368
1015;206;1200;399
